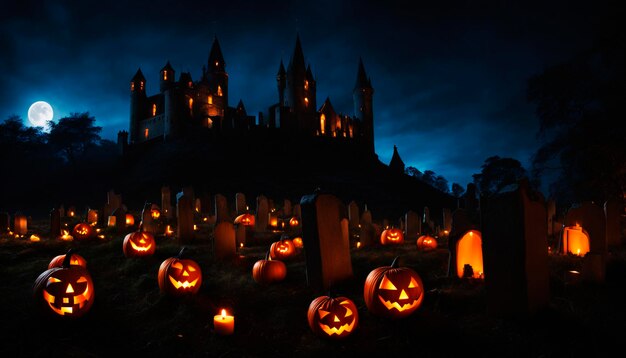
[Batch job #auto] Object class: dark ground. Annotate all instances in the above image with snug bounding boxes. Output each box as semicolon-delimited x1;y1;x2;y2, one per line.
1;217;625;358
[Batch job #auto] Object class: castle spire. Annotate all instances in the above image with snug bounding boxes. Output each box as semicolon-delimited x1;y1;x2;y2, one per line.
288;34;306;73
354;57;372;90
208;36;225;72
389;145;405;174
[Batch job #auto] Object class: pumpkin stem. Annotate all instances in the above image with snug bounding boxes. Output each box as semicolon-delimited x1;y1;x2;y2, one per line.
265;250;270;261
62;248;74;268
178;246;186;258
327;281;333;298
390;256;400;268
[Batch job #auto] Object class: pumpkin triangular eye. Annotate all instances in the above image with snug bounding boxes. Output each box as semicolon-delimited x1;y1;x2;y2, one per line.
172;262;183;270
408;277;419;288
318;309;331;319
187;266;196;272
380;276;397;290
48;277;61;283
77;276;88;283
344;307;353;317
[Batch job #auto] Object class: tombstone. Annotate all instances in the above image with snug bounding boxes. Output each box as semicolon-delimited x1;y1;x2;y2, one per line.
235;193;247;215
347;201;360;229
215;194;231;224
442;208;453;234
404;210;421;240
0;212;10;232
360;206;372;226
604;199;622;248
359;222;376;247
140;202;158;234
176;191;195;243
161;186;173;219
198;192;213;216
447;208;480;278
103;190;122;219
562;201;607;283
13;212;28;235
87;209;98;225
283;199;293;217
111;207;126;233
293;204;301;218
481;180;550;317
235;225;247;247
182;186;195;201
300;191;353;292
214;222;236;259
50;207;61;238
423;206;435;233
255;195;269;232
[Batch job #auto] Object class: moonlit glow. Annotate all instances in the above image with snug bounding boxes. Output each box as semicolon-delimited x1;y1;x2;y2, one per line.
27;101;54;127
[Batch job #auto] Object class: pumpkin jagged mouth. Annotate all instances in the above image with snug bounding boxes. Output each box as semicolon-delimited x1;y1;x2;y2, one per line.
130;240;152;252
168;276;199;289
43;283;92;315
378;295;419;312
319;319;356;336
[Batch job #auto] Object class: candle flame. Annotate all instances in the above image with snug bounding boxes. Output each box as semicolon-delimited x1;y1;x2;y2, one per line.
356;241;361;249
221;309;226;318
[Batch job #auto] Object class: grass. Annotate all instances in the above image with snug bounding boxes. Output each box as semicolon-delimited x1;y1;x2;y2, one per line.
1;218;625;357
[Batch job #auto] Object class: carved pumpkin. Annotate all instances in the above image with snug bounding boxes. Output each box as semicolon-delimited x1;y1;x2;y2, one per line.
123;231;156;257
158;248;202;296
72;223;94;240
308;295;358;339
364;257;424;319
416;235;438;251
269;238;296;260
150;208;161;220
49;250;87;269
380;227;404;245
252;251;287;284
289;216;300;227
292;237;304;249
234;213;255;227
33;252;95;318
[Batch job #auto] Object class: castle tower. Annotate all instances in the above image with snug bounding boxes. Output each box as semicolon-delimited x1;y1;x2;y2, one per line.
277;60;286;106
129;68;147;144
353;58;374;153
207;36;228;110
286;35;316;117
160;61;175;92
389;145;405;174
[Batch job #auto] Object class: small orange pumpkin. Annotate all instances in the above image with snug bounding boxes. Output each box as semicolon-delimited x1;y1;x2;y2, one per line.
289;216;300;227
252;251;287;284
49;250;87;269
364;256;424;319
416;235;438;251
123;231;156;257
308;295;359;339
269;238;296;260
158;247;202;296
380;227;404;245
72;223;94;240
234;213;255;227
292;237;304;249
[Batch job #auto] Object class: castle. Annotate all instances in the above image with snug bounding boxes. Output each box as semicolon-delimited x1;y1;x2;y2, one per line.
118;35;376;157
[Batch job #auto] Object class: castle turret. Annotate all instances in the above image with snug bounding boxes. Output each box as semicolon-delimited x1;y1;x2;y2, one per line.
277;60;286;106
117;130;128;156
160;61;175;92
286;35;311;115
207;36;228;109
353;57;374;153
389;145;405;174
130;68;146;143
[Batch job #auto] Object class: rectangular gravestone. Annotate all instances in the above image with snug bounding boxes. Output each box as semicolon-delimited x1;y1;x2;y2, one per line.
235;225;247;247
214;222;236;259
161;186;173;219
50;208;61;238
359;222;376;247
112;207;127;233
255;195;269;232
360;206;372;226
348;201;360;229
235;193;247;215
405;210;420;240
87;209;98;225
283;199;292;217
0;212;9;232
103;190;122;220
14;213;28;235
447;208;480;278
481;181;550;317
301;192;353;292
215;194;231;224
198;192;212;216
293;204;301;219
604;199;622;248
564;201;607;283
140;202;158;234
176;191;195;243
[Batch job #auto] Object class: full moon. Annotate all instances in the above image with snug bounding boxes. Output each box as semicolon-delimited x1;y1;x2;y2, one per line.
28;101;54;127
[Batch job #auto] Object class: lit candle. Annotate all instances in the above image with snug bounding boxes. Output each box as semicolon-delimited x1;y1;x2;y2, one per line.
214;309;234;335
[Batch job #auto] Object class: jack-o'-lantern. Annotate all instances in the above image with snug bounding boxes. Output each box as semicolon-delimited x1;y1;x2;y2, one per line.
150;208;161;220
308;295;358;339
234;213;255;227
123;231;156;257
364;257;424;319
380;227;404;245
49;250;87;269
292;237;304;249
158;248;202;296
289;216;300;227
33;253;95;318
252;251;287;284
72;223;94;240
417;235;438;251
269;238;295;260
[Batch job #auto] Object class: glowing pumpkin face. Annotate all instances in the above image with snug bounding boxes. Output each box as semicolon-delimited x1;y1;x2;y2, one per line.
416;235;438;251
308;296;358;339
158;256;202;296
123;231;156;257
381;228;404;245
49;253;87;269
72;223;93;240
33;256;95;318
234;213;255;227
269;239;295;260
150;208;161;220
292;237;304;249
364;257;424;319
289;216;300;227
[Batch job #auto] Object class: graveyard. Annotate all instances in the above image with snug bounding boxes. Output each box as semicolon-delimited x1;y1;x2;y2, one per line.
1;183;625;357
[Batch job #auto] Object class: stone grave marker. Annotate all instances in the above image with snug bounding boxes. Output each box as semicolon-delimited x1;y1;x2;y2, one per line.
255;195;269;232
214;222;236;259
161;186;173;219
235;193;247;215
176;191;195;243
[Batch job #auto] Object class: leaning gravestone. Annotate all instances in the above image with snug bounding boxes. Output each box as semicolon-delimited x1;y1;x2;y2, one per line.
176;191;195;244
50;207;61;238
564;201;607;283
255;195;269;232
215;193;231;224
214;222;236;259
481;181;550;317
348;201;360;229
405;210;420;240
604;198;622;248
161;186;173;219
300;191;353;292
0;212;9;232
235;193;247;215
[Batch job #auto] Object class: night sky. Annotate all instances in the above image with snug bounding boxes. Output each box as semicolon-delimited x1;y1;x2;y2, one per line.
1;0;613;188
